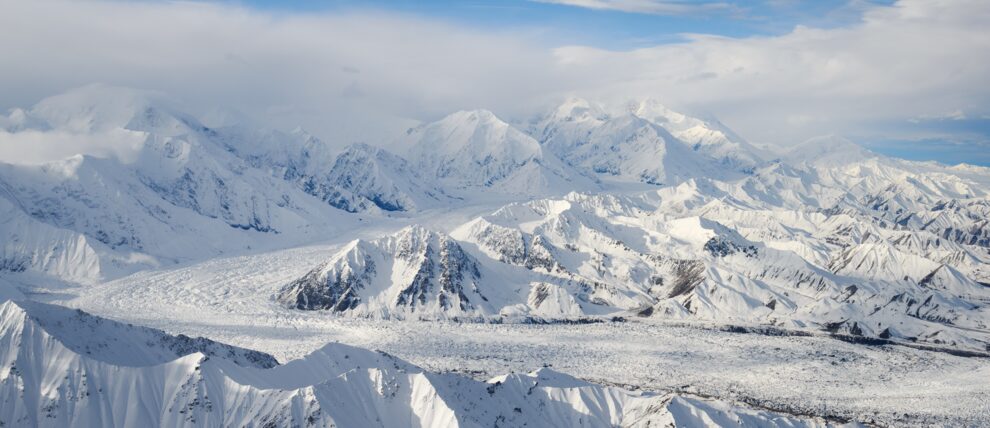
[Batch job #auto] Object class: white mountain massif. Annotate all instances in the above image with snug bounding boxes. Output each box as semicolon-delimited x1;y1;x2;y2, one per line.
531;98;759;184
401;109;599;196
2;84;990;426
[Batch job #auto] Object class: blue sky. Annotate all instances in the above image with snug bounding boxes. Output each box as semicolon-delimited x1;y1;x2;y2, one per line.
1;0;987;165
231;0;896;49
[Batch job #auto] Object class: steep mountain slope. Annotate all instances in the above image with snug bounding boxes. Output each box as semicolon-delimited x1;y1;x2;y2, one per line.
402;109;599;196
627;98;765;171
276;226;521;318
530;98;763;185
317;143;454;212
217;124;451;213
0;194;104;281
537;100;725;185
0;299;845;427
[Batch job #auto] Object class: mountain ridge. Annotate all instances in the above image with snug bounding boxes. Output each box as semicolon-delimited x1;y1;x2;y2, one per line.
0;298;850;427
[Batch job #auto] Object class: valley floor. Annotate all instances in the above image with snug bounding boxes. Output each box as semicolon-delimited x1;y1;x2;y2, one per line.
19;243;990;426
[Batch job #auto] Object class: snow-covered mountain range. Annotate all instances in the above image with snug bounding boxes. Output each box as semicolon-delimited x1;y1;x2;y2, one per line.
0;85;360;282
0;298;850;427
3;85;990;354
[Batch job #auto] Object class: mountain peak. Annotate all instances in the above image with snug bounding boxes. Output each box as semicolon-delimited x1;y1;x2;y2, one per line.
445;108;502;125
628;97;688;127
421;109;522;145
403;108;561;190
396;223;434;237
548;97;609;124
29;84;197;135
784;135;878;166
277;224;489;317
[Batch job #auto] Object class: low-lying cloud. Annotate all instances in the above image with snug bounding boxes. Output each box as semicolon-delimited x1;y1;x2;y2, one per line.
0;129;147;165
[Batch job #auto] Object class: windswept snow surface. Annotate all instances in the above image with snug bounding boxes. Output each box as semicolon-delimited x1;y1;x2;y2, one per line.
0;299;855;427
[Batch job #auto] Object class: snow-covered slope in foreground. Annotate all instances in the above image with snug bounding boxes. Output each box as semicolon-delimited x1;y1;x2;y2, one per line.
0;299;849;427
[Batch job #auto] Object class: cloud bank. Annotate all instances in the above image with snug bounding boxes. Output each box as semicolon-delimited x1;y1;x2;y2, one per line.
0;0;987;163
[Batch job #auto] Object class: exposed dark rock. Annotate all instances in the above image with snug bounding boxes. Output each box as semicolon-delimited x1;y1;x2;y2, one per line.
666;260;706;298
704;237;757;258
276;255;373;311
277;228;482;314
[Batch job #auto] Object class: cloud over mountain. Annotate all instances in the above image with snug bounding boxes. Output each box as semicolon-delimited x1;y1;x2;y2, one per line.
0;0;987;163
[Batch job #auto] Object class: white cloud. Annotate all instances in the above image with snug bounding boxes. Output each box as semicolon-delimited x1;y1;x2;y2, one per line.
0;129;146;165
549;0;990;144
531;0;735;15
0;0;987;157
913;110;967;122
0;0;567;147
